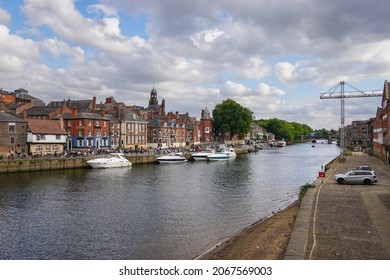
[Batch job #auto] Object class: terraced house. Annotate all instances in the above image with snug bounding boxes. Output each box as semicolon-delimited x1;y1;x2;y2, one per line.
373;80;390;163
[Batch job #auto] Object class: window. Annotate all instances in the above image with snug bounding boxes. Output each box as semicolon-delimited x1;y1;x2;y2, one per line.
8;123;16;133
56;135;61;140
10;137;15;144
205;127;210;133
78;139;83;147
79;120;83;126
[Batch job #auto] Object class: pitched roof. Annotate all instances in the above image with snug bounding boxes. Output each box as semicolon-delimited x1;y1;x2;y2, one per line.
27;119;67;134
61;112;109;120
48;99;93;112
0;110;27;122
27;106;62;116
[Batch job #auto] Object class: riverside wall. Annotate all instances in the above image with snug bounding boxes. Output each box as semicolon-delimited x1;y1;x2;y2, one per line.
0;148;249;174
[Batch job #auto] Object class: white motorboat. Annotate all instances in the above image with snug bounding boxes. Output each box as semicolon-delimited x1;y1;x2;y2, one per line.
191;149;215;161
207;148;236;161
276;140;287;147
87;153;132;168
156;152;188;163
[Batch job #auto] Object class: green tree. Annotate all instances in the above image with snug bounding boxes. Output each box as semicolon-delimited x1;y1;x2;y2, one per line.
212;99;254;140
257;118;313;142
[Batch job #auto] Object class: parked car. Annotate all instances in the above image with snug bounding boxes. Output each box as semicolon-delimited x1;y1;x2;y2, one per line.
355;166;375;175
356;165;372;171
334;170;377;185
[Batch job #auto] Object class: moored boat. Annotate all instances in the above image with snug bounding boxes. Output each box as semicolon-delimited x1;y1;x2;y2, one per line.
87;153;132;168
276;140;287;147
207;148;236;161
191;149;215;161
157;152;188;163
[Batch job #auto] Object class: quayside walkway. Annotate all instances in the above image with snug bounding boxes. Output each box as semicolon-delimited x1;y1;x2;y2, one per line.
285;152;390;259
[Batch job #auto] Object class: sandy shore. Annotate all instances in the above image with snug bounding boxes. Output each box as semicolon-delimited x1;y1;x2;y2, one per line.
197;202;300;260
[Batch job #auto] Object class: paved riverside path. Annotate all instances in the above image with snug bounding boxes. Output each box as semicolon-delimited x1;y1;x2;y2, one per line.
285;152;390;259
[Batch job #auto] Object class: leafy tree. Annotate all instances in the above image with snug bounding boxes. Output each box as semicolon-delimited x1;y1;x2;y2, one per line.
212;99;254;140
257;118;313;142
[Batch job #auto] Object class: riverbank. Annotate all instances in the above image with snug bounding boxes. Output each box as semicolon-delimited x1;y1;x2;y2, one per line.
197;202;300;260
0;148;249;173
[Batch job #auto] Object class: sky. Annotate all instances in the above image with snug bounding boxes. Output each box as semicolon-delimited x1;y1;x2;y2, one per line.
0;0;389;130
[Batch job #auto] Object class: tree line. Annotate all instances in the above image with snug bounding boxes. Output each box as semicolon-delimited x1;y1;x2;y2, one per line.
212;99;336;141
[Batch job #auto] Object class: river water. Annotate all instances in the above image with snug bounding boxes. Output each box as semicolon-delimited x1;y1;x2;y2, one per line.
0;143;339;259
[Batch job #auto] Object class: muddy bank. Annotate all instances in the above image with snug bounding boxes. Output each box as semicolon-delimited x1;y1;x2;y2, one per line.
197;202;300;260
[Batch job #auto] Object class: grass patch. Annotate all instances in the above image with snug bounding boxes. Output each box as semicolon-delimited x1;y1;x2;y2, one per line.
299;183;316;200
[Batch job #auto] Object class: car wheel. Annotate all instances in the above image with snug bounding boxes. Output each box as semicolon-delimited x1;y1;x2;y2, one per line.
337;178;345;184
363;179;371;185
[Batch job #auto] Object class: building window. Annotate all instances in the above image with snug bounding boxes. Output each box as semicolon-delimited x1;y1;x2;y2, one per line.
10;136;15;144
8;123;16;133
56;135;61;140
79;120;83;126
78;139;83;147
205;127;210;133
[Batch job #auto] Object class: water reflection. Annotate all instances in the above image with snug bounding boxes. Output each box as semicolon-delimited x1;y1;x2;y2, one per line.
0;143;339;259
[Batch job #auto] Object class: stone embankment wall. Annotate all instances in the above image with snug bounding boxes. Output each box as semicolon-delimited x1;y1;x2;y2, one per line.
0;148;248;174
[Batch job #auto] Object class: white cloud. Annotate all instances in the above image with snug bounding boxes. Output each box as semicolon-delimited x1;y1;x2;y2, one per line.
274;61;318;84
0;0;388;129
0;7;11;25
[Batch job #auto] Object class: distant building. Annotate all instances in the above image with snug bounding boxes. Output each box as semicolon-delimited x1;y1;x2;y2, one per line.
13;88;45;107
0;110;27;155
345;120;371;151
199;107;214;143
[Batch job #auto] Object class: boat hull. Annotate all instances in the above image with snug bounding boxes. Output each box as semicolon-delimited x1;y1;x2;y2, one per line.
157;159;187;164
87;160;132;168
87;153;132;168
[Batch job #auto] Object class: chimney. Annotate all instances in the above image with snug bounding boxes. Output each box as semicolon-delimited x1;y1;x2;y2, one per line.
92;96;96;112
116;107;120;119
72;106;77;118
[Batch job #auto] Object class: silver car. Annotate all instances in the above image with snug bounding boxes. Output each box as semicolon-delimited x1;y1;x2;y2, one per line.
334;170;377;185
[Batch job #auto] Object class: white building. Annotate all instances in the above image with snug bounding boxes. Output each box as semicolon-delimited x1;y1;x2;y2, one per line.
27;119;68;155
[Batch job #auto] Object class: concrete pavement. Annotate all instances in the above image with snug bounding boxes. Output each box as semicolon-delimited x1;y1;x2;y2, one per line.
284;152;390;259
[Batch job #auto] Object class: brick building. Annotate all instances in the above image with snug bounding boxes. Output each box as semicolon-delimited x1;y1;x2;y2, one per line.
373;80;389;163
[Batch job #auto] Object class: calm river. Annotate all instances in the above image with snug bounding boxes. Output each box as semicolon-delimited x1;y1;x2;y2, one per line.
0;143;339;259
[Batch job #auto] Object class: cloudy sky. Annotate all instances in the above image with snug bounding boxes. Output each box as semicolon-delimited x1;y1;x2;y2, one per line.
0;0;389;129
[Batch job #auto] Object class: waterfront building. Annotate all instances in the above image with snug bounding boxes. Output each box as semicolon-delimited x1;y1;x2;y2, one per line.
26;119;68;156
61;106;110;150
108;108;148;150
344;120;372;151
0;110;27;156
199;107;214;143
372;80;389;163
